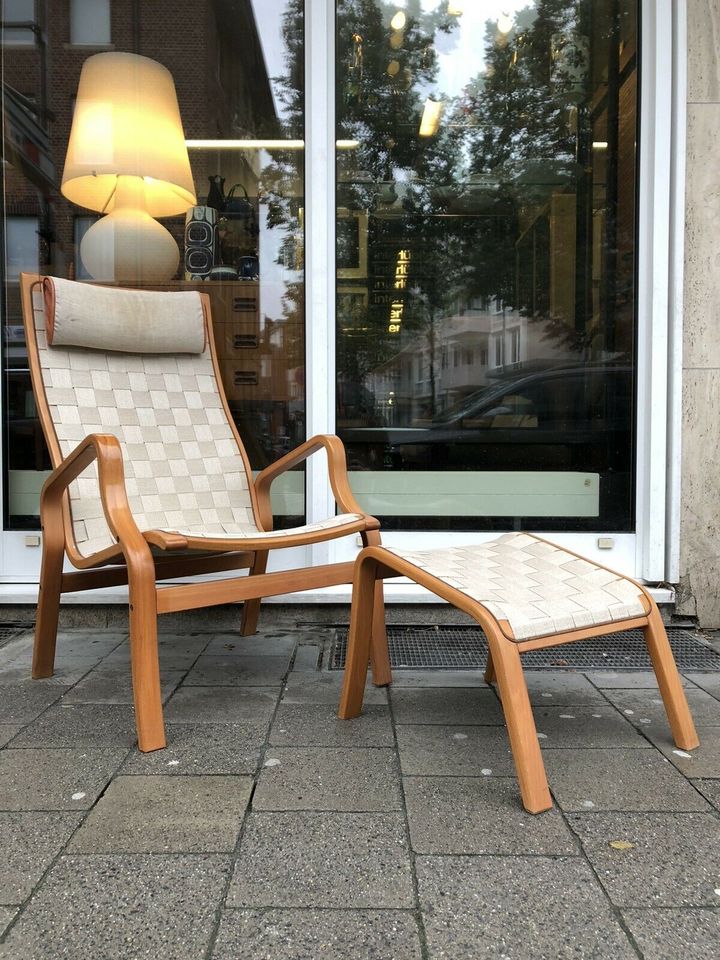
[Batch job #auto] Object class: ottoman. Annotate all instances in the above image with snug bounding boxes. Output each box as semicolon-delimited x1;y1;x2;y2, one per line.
339;533;699;813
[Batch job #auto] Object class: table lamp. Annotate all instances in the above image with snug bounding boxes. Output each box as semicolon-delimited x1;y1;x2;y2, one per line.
61;52;196;282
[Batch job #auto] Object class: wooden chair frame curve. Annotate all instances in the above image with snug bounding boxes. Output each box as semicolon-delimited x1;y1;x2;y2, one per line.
20;273;391;753
339;543;700;814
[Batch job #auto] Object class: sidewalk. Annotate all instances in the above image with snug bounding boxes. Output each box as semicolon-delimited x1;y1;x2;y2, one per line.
0;616;719;959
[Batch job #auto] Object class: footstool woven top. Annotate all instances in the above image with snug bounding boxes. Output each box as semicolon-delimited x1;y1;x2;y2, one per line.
384;533;648;641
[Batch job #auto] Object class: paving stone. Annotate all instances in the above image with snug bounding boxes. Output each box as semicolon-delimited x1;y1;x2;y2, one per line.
404;776;577;854
416;855;637;959
51;634;126;658
104;639;206;670
386;670;485;688
0;749;125;810
396;724;515;776
291;643;321;671
604;686;720;727
270;702;394;747
184;655;290;686
683;672;720;700
164;685;280;723
281;673;387;704
0;662;91;685
544;748;711;812
390;686;504;725
637;724;720;778
121;721;267;775
10;703;137;748
567;811;720;907
253;747;402;812
0;726;20;748
204;632;298;657
532;703;649;748
695;779;720;811
68;775;252;853
622;907;720;958
228;812;414;909
588;670;691;689
0;812;83;903
0;684;70;725
211;909;423;960
0;908;17;938
522;670;608;705
61;667;183;705
0;854;229;960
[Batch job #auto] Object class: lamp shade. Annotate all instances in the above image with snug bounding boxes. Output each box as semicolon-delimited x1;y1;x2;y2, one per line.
61;52;196;216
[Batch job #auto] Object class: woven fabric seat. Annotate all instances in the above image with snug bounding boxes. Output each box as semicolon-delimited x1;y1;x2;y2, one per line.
384;534;647;641
21;274;391;752
339;539;699;814
31;282;366;559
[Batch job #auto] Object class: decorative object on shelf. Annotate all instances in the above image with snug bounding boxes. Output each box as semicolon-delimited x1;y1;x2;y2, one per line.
206;175;226;211
62;52;196;283
184;206;218;280
237;255;259;280
203;177;258;273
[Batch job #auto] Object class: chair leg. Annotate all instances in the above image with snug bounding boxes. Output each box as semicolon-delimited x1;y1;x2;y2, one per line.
369;578;392;686
485;624;552;814
362;530;391;687
644;603;699;751
484;650;496;684
240;551;267;636
128;566;165;753
339;552;378;719
32;510;65;679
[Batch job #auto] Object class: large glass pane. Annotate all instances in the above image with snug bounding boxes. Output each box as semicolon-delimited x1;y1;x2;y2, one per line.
2;0;305;529
336;0;638;531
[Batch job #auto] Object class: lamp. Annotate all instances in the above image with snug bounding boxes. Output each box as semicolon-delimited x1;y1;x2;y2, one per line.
62;52;196;283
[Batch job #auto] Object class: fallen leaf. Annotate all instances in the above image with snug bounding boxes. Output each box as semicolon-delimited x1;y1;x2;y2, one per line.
609;840;636;850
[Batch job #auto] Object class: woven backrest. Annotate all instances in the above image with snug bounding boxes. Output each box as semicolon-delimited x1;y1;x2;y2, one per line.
25;277;259;560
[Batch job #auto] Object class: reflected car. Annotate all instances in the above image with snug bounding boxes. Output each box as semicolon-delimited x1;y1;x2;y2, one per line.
340;364;634;478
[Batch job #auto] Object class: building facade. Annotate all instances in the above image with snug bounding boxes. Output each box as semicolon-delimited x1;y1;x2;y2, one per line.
0;1;718;623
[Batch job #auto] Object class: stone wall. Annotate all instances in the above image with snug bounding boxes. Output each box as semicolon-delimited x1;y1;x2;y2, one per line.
677;1;720;624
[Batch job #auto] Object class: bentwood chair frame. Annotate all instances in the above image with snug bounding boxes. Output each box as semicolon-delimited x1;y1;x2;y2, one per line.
21;273;390;752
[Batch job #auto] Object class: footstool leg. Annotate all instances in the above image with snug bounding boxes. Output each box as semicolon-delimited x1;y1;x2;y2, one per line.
484;650;496;685
644;603;699;751
369;578;392;687
339;552;379;719
486;624;552;814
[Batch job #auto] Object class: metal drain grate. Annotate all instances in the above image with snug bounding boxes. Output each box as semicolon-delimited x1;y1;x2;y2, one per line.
328;625;720;672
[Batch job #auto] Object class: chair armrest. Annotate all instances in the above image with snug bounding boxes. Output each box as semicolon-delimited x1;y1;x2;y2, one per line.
253;434;371;530
41;433;147;552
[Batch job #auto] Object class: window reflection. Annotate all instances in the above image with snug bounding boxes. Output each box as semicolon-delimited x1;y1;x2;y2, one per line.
2;0;305;528
336;0;638;532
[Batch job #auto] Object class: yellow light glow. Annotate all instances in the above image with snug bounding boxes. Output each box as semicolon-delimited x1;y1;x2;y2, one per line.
419;98;443;137
497;12;513;33
447;2;464;14
592;141;609;150
390;10;406;30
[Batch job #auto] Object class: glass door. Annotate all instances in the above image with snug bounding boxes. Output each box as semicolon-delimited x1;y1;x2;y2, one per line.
335;1;640;548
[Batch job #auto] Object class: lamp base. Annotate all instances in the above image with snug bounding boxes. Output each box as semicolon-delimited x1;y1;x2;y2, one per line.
80;209;180;283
